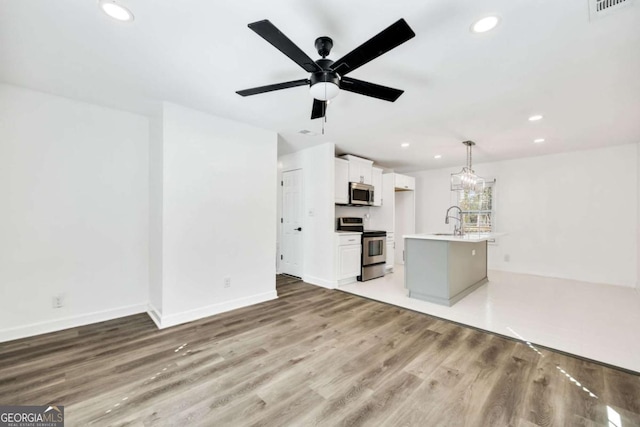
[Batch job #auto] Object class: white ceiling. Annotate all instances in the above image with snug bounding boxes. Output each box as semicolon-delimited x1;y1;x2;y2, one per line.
1;0;639;171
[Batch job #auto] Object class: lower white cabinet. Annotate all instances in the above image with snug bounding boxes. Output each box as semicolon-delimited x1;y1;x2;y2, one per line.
338;245;361;279
335;233;361;284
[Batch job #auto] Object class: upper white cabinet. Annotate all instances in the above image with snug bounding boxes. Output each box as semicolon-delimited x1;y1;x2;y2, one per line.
334;158;349;205
394;173;415;191
372;167;382;207
340;155;373;185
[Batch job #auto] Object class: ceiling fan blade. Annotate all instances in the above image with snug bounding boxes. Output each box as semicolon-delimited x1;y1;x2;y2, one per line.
236;79;310;97
340;77;404;102
331;19;415;76
248;20;322;73
311;99;326;119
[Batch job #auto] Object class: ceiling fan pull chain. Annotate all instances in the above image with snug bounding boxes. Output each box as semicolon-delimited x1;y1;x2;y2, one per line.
322;97;327;134
323;84;326;134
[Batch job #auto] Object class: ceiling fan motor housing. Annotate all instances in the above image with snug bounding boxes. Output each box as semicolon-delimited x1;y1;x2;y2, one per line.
315;36;333;58
310;58;339;87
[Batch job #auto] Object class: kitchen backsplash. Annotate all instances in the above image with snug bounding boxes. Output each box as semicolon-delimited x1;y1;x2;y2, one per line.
335;206;371;230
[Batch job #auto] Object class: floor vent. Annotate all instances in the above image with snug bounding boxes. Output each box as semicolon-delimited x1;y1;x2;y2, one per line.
589;0;634;20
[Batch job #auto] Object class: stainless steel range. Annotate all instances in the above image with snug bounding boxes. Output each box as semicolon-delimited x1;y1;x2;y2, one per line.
337;217;387;281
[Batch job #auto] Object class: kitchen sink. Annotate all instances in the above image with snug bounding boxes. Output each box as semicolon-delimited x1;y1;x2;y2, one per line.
433;233;456;236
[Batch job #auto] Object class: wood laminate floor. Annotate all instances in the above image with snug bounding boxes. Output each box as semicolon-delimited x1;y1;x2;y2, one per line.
1;275;639;426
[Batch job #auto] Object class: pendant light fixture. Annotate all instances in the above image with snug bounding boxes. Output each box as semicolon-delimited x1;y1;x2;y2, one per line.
450;140;485;192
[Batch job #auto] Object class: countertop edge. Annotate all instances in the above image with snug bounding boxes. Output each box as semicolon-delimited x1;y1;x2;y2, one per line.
403;233;505;242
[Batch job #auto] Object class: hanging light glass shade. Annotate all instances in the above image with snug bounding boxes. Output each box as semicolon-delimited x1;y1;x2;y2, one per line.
450;140;485;192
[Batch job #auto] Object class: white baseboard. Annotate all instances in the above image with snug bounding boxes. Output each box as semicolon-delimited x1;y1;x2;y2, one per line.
152;290;278;329
490;266;635;288
337;276;357;286
0;303;147;343
147;303;162;329
303;275;336;289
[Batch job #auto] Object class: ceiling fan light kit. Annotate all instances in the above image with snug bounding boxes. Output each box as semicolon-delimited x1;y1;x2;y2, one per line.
236;18;415;120
309;56;340;101
309;81;340;101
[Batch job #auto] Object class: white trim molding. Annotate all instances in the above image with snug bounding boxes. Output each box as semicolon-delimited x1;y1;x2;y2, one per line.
303;275;337;289
150;291;278;329
146;303;163;329
0;303;147;343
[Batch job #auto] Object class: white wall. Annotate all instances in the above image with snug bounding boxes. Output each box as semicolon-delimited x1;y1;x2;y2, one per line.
278;143;336;287
0;84;149;341
637;142;640;291
155;102;277;327
410;144;638;288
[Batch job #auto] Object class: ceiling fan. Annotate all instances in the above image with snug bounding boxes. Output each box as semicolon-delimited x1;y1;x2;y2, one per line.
236;18;416;120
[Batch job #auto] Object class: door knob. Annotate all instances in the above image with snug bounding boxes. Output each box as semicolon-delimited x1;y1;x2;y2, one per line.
295;227;302;231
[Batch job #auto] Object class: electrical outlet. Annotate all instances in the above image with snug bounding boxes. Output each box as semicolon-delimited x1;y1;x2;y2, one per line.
504;254;510;262
224;277;231;288
52;294;65;309
471;249;476;256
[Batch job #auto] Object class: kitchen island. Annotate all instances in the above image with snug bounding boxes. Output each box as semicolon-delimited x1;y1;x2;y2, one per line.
404;233;499;306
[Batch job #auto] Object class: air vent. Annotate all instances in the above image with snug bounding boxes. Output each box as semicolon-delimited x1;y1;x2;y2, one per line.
589;0;633;20
298;129;317;136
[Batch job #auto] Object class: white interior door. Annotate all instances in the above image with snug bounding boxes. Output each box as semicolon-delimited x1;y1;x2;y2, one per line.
281;169;303;278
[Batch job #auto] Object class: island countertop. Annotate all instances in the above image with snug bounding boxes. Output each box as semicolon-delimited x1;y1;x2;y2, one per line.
403;233;503;242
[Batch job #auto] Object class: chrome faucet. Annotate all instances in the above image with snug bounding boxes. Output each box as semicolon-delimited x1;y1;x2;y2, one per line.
445;205;464;236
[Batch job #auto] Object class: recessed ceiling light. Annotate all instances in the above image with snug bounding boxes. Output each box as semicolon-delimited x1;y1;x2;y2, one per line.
401;143;410;148
533;138;545;143
528;115;543;121
99;0;134;22
434;155;442;159
471;16;500;33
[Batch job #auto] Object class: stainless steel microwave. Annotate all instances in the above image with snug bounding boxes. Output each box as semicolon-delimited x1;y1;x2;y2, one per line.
349;182;374;206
